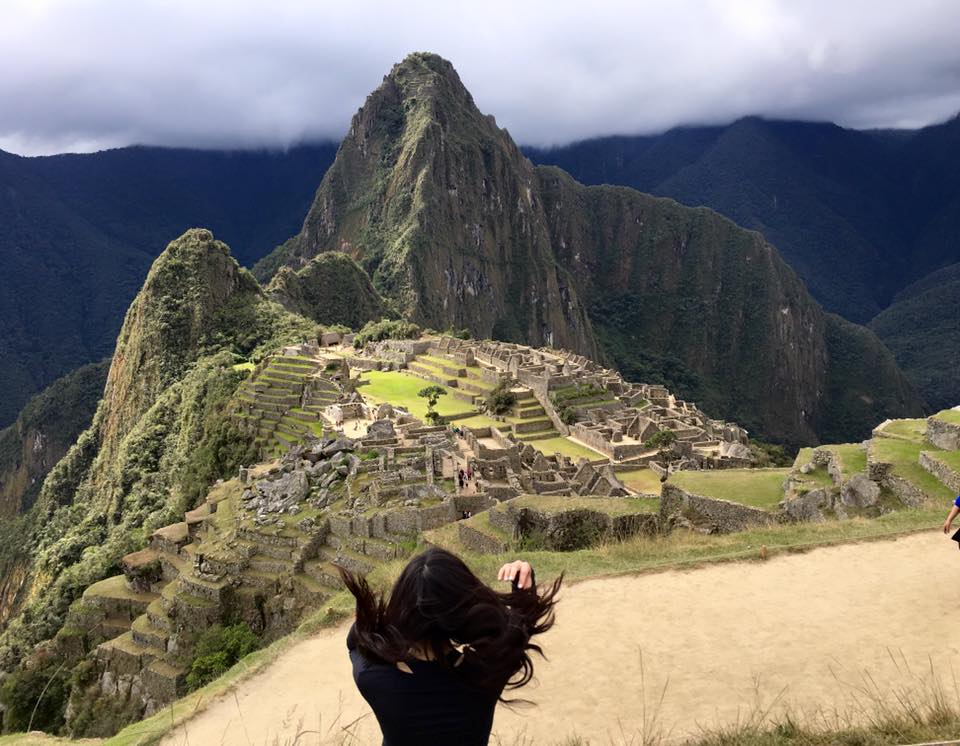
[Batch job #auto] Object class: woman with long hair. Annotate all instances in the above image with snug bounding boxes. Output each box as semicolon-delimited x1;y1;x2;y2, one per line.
340;547;562;745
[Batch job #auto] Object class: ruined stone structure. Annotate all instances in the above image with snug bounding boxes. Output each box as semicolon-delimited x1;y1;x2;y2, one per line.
359;334;750;470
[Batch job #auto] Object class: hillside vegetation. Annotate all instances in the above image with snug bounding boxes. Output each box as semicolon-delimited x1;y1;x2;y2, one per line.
0;144;336;428
0;360;108;518
266;251;392;328
0;229;314;675
527;115;960;325
527;116;960;410
869;261;960;410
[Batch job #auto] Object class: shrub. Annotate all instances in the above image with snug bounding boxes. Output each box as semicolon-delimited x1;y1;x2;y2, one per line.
750;438;794;467
353;318;421;348
483;381;517;415
644;430;678;449
186;623;260;691
0;654;69;733
444;327;471;340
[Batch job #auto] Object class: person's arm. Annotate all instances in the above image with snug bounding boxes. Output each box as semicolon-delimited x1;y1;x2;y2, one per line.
497;559;535;590
943;499;960;533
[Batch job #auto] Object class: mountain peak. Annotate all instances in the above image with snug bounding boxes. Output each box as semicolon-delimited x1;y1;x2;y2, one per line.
256;53;596;355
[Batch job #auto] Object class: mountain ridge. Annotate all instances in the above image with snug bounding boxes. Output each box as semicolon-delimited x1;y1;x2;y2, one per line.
257;52;924;444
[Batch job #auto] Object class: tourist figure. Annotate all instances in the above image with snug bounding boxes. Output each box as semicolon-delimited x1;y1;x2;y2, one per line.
457;468;465;490
467;465;474;481
341;548;560;745
943;495;960;546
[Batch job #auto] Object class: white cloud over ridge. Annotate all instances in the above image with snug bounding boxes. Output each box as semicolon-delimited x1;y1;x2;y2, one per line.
2;0;959;155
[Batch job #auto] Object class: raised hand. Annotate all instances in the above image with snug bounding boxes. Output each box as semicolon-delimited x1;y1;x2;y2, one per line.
497;560;534;590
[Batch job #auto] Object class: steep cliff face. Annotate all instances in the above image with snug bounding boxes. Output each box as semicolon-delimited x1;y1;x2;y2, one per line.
0;361;109;517
536;167;830;443
0;229;314;668
266;251;392;329
256;53;597;354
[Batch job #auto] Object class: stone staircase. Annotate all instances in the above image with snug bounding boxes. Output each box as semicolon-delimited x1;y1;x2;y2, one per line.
507;388;559;442
235;355;338;458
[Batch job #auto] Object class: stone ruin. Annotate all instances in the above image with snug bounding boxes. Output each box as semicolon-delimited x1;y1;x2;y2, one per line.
354;333;751;471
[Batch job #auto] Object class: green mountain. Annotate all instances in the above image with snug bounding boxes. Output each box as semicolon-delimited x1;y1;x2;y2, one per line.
257;52;924;445
526;115;960;326
0;360;108;518
870;262;960;410
0;228;314;671
0;144;336;428
266;251;392;328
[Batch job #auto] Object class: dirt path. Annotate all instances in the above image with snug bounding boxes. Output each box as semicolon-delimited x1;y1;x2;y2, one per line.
160;531;960;745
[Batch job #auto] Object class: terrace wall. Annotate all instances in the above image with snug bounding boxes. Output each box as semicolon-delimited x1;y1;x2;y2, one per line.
920;452;960;492
660;483;774;533
928;417;960;451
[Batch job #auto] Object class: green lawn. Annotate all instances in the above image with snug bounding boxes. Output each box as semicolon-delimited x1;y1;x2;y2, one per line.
358;370;478;420
528;436;607;461
934;408;960;425
872;437;954;500
876;418;927;443
671;468;790;511
618;467;663;495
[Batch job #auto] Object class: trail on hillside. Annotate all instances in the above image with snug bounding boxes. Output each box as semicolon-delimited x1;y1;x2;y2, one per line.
160;532;959;745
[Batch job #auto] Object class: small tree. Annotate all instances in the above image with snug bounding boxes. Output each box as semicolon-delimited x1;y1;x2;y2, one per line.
644;429;677;449
418;385;447;425
483;381;517;415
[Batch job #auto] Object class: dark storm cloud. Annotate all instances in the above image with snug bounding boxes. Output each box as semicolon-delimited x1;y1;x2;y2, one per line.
2;0;960;155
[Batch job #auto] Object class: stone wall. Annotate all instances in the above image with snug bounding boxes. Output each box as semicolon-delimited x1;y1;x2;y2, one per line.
928;416;960;451
660;484;774;533
920;452;960;493
487;502;659;551
457;523;509;554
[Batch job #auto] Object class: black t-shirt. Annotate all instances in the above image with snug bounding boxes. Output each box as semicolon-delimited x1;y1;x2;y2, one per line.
347;625;502;745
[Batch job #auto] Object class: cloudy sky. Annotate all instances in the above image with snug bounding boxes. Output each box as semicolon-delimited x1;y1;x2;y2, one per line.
2;0;959;155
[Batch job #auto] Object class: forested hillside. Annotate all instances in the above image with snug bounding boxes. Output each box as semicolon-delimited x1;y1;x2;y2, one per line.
0;144;336;427
527;115;960;409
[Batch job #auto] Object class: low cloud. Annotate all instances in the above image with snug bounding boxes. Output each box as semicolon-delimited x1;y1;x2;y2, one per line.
2;0;959;155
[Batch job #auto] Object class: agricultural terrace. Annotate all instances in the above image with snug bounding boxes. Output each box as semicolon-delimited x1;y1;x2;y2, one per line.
872;433;954;501
618;467;663;495
670;468;791;511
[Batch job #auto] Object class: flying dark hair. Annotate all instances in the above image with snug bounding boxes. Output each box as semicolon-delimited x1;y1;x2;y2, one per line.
340;547;562;698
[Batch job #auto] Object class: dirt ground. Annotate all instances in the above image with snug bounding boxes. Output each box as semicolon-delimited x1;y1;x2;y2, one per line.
159;530;959;745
